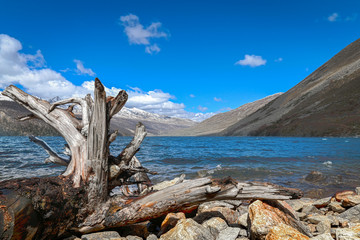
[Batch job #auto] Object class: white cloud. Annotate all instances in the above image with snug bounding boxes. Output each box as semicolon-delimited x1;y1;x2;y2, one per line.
275;57;283;62
235;54;266;67
328;13;339;22
0;34;215;121
214;97;222;102
74;59;95;76
120;14;168;53
198;105;208;112
145;44;160;54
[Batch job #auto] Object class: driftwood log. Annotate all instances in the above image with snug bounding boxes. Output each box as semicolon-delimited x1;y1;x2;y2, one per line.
0;78;302;239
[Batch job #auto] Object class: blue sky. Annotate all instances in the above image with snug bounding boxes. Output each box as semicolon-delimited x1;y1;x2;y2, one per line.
0;0;359;120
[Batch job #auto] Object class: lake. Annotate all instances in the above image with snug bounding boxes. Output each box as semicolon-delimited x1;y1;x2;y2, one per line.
1;136;359;197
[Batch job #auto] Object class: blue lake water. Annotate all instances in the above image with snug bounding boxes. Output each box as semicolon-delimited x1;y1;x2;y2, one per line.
1;136;359;196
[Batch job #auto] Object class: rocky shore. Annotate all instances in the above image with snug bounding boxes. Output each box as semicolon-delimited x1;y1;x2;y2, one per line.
65;185;360;240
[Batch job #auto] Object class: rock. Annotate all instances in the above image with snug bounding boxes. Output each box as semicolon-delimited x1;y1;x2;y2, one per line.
316;219;331;234
236;238;250;240
313;197;332;208
335;228;360;240
335;191;356;202
126;236;142;240
146;234;158;240
297;212;307;220
197;201;235;213
202;217;228;236
302;205;322;215
158;212;186;235
305;171;326;183
239;213;248;228
159;219;214;240
224;200;243;208
286;199;314;212
217;227;241;240
265;223;310;240
81;231;121;240
338;204;360;223
306;214;330;224
309;233;333;240
120;221;150;238
248;200;288;240
239;228;248;237
196;206;241;225
355;187;360;195
328;201;345;213
342;195;360;207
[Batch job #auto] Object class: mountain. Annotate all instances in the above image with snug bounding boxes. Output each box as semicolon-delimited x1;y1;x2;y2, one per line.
220;38;360;137
0;96;195;136
164;93;282;136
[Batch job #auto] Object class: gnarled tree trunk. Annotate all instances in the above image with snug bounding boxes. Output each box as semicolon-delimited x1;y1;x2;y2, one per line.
0;79;302;239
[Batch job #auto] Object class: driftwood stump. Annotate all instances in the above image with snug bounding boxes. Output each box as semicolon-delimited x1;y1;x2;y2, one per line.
0;78;302;239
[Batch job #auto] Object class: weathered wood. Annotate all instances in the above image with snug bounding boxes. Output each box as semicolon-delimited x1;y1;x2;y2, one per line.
78;177;301;233
86;78;109;205
109;90;128;118
29;136;69;166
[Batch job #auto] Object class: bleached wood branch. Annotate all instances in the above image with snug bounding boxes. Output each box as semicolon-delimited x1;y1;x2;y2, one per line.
17;114;37;121
48;97;91;136
78;177;301;233
109;90;128;118
29;136;70;166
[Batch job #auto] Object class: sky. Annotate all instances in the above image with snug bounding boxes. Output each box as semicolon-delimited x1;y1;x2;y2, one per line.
0;0;359;121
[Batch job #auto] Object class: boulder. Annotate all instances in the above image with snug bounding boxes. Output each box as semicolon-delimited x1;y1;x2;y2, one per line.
328;201;345;213
202;217;228;236
217;227;241;240
239;213;249;228
309;233;333;240
302;205;321;215
196;206;241;225
146;234;158;240
286;199;314;212
316;218;331;234
305;171;326;183
306;214;331;225
335;191;356;202
342;195;360;208
335;228;360;240
197;201;235;213
265;223;310;240
81;231;121;240
159;219;214;240
313;197;332;209
158;212;186;235
248;200;289;240
126;236;142;240
338;204;360;223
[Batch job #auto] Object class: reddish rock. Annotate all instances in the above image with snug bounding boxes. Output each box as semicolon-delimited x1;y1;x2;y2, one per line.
265;223;309;240
342;195;360;207
158;212;186;235
335;190;356;202
248;200;290;240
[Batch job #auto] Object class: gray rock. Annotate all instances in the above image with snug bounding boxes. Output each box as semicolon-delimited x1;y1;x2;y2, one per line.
336;228;360;240
355;187;360;195
146;234;158;240
297;212;307;220
338;204;360;223
198;201;235;213
328;201;345;213
238;228;248;237
159;219;214;240
81;231;121;240
302;205;322;215
126;236;142;240
217;227;241;240
223;200;243;208
313;197;332;208
307;214;330;224
310;233;334;240
238;213;248;228
202;217;228;236
286;198;313;212
316;219;331;234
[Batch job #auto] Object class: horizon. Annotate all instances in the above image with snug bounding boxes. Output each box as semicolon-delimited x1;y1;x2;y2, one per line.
0;0;359;121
